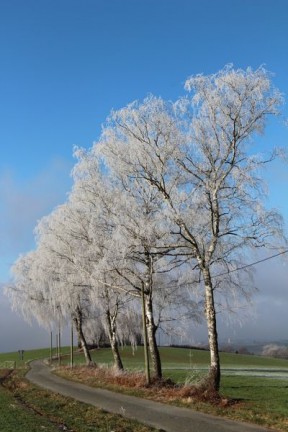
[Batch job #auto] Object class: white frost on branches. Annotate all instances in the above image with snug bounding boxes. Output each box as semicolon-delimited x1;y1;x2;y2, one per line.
5;65;286;388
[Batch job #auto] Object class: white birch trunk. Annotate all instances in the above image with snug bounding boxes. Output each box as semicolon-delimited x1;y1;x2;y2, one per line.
145;294;162;379
105;309;124;371
73;308;94;366
203;267;220;391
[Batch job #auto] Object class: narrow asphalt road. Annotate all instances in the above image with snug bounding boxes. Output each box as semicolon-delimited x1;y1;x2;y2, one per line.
26;361;272;432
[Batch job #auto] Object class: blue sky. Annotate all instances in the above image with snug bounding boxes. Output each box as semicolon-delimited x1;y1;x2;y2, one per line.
0;0;288;352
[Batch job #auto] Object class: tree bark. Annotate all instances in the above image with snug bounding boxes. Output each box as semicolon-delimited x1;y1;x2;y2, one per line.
105;309;124;371
145;294;162;379
141;282;151;384
143;250;162;380
73;307;94;366
203;267;220;392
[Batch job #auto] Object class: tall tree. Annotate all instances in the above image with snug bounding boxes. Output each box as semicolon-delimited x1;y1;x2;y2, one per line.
97;153;195;379
72;146;193;379
35;203;97;365
6;250;64;332
98;65;285;391
70;148;133;370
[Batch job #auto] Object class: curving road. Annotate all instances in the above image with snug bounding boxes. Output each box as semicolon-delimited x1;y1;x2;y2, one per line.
26;361;272;432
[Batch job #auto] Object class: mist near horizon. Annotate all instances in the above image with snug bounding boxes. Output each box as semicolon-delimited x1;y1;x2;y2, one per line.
1;260;287;354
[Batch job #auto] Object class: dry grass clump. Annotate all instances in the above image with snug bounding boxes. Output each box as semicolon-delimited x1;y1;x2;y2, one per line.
60;365;148;388
58;365;230;407
0;369;13;385
0;369;10;381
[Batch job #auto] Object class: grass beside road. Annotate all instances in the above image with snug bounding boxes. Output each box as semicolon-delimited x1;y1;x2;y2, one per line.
67;345;288;370
220;375;288;430
0;347;71;369
0;368;157;432
0;369;60;432
2;346;288;431
55;346;288;432
2;345;288;370
57;366;288;431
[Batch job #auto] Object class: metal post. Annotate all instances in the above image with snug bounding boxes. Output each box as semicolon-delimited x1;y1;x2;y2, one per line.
50;331;53;365
58;325;61;367
141;283;150;384
70;321;74;368
56;333;58;359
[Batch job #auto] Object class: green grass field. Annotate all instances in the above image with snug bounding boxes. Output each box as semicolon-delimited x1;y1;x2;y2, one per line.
1;346;288;431
0;368;156;432
52;344;288;374
0;346;71;369
2;344;288;370
58;346;288;431
0;369;64;432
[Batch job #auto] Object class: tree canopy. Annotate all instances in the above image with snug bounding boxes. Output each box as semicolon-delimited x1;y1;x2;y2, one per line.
5;65;286;391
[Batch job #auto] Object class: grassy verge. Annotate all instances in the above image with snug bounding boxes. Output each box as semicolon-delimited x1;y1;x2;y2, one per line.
220;375;288;430
55;355;288;432
0;347;71;369
2;346;288;430
58;345;288;370
2;345;288;370
0;369;60;432
0;368;158;432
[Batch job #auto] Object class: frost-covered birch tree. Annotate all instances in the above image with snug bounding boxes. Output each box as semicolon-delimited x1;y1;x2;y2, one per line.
96;147;200;380
6;65;285;393
98;65;285;391
70;148;137;371
34;201;99;365
5;249;64;332
72;145;196;379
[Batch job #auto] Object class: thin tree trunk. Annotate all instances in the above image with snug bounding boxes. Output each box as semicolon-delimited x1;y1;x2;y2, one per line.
143;251;162;379
145;294;162;379
203;267;220;392
141;282;151;384
73;307;94;366
105;309;124;371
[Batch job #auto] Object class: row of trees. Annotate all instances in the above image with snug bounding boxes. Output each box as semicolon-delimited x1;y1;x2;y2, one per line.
5;65;286;392
262;344;288;359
